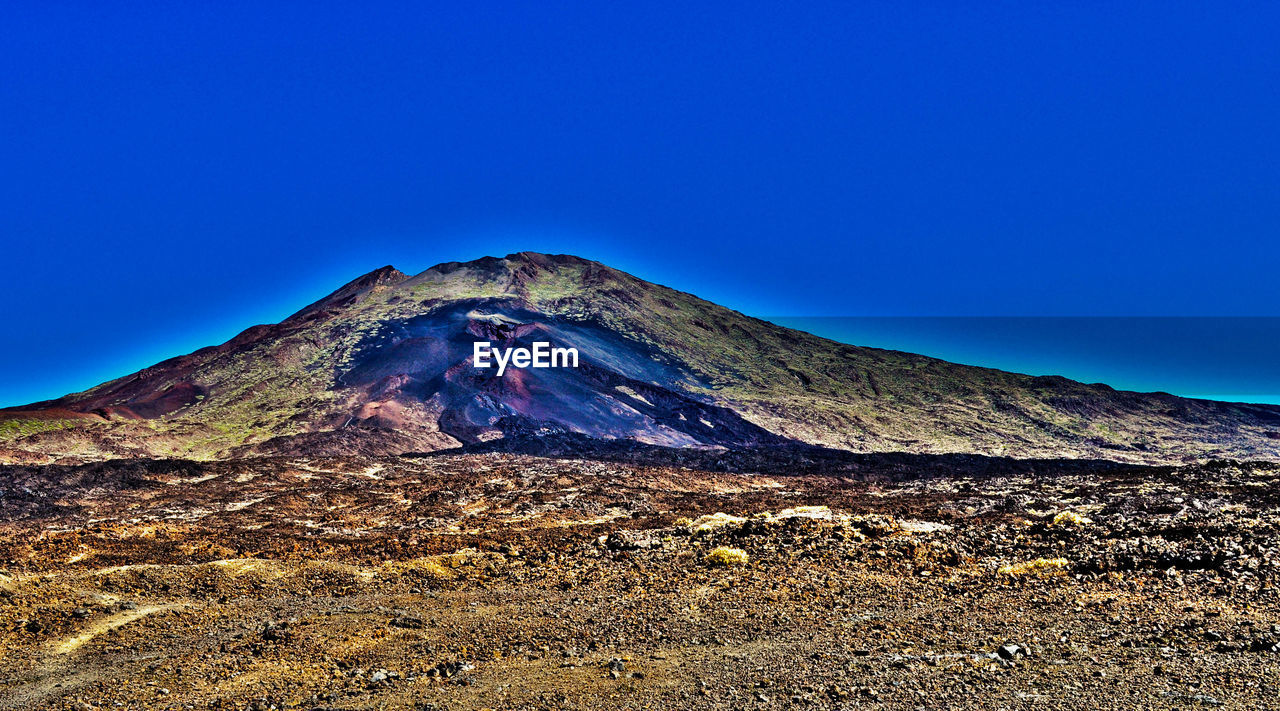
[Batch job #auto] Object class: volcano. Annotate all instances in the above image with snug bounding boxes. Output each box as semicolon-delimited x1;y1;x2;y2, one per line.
3;252;1278;463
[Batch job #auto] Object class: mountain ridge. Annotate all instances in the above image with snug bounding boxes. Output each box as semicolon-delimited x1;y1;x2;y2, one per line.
3;252;1278;464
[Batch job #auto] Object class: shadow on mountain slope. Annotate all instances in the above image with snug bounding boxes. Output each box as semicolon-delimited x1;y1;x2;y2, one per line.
408;433;1161;481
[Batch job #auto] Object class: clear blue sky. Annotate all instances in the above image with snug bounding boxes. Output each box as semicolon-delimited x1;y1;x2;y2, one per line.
3;2;1279;407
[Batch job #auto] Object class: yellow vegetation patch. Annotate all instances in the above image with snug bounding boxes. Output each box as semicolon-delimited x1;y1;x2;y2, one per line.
394;556;457;580
704;546;749;567
998;558;1069;576
689;513;746;534
390;548;504;581
1051;511;1092;527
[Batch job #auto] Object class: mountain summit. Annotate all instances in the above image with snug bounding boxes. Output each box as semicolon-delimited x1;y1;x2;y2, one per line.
3;252;1278;463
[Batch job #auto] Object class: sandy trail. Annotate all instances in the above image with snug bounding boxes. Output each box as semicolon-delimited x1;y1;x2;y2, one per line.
50;603;178;655
0;602;184;709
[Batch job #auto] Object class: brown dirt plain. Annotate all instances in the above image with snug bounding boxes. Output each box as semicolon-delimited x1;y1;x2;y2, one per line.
1;454;1278;709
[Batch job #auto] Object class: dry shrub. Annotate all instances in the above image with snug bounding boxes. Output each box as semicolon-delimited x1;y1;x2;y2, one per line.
1051;511;1091;528
392;548;505;581
689;513;746;534
704;546;749;567
998;558;1069;576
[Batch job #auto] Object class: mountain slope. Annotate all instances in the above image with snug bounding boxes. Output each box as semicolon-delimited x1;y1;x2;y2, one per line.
3;252;1279;464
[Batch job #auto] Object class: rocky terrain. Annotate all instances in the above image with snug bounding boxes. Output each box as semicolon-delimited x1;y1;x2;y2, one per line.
4;252;1279;464
2;452;1278;709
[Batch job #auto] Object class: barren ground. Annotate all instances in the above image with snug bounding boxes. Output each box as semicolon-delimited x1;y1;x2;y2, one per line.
1;454;1278;709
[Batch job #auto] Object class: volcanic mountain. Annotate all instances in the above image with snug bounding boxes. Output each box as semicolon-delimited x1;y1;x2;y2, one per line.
3;252;1279;464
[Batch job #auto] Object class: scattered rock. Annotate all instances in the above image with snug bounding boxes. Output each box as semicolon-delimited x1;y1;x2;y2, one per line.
997;643;1030;661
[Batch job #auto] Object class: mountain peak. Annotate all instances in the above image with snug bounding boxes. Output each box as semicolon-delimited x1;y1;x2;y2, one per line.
400;252;626;300
286;265;408;322
415;252;603;277
502;251;600;267
369;264;406;278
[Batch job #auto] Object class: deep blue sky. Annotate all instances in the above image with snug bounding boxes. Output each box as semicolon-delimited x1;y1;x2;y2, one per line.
3;2;1279;407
